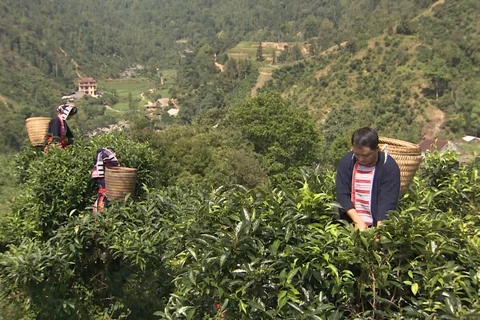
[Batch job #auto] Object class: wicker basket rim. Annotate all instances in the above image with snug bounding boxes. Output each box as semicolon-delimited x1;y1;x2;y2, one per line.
379;136;419;149
106;167;137;172
379;139;423;196
25;117;51;122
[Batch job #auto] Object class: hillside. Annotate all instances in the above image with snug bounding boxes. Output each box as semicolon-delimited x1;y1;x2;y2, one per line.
2;2;480;317
0;0;436;94
248;0;480;146
1;0;478;153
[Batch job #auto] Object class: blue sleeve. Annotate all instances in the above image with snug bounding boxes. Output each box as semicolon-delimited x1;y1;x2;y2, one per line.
65;123;74;140
48;117;61;143
335;152;354;212
377;156;400;221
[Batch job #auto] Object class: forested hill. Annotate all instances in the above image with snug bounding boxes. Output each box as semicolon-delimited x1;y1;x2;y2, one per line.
0;0;435;106
258;0;480;144
172;0;480;146
0;0;479;152
2;2;480;318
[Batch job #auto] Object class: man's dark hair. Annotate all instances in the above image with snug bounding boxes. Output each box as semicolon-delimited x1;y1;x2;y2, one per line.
351;127;379;150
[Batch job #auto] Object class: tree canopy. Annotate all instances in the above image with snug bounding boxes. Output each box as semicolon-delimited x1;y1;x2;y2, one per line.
227;91;323;180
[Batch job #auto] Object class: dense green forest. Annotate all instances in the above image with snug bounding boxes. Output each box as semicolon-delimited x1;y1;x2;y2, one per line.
1;0;479;152
1;0;480;318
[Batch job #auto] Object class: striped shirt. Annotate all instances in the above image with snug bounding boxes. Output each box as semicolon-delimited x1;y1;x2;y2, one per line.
351;162;376;226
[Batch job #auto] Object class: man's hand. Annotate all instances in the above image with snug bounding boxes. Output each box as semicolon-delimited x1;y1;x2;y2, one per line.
355;220;368;231
346;208;368;231
374;220;383;242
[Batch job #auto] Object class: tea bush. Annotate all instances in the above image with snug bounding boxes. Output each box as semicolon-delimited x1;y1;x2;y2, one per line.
160;156;480;319
2;133;164;243
1;150;480;319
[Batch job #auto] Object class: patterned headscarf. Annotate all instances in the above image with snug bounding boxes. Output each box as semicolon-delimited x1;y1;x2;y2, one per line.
57;104;78;120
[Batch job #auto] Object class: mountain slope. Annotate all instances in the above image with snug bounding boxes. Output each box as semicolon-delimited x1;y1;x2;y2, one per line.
258;0;480;143
0;0;477;152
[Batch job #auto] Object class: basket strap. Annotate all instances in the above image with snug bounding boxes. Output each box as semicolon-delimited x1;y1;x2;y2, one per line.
380;144;388;164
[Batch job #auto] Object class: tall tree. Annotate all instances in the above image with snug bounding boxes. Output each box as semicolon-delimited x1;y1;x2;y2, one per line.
128;92;135;111
291;45;303;61
227;91;323;175
256;42;264;62
424;56;451;99
302;15;320;40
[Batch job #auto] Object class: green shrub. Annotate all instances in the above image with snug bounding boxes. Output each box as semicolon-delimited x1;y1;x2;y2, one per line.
3;133;164;242
1;149;480;319
160;153;480;319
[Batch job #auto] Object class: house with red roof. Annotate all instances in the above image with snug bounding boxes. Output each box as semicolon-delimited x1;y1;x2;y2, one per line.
418;139;460;156
78;77;97;96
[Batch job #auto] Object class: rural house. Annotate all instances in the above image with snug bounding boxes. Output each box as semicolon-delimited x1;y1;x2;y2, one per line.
418;139;460;156
78;77;97;96
462;135;480;142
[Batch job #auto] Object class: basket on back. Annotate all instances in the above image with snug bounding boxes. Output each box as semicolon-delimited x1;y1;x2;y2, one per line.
105;167;137;200
379;137;422;197
25;117;51;146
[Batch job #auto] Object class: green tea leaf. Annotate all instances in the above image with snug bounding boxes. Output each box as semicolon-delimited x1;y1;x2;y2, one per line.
411;282;419;296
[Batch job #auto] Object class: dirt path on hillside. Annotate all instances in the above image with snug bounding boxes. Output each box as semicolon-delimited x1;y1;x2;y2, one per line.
0;95;8;108
214;54;224;72
251;71;272;97
314;42;349;79
413;0;445;20
422;107;445;138
71;58;84;78
428;0;445;12
315;65;332;79
215;61;224;72
58;47;68;57
320;41;348;56
430;109;445;137
410;0;446;138
105;105;120;113
140;89;156;106
58;47;85;78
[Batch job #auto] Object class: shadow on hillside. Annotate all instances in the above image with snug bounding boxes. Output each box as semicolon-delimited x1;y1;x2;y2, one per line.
421;87;437;99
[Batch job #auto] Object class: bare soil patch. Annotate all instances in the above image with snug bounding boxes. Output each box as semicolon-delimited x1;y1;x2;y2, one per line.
320;41;348;56
315;64;332;79
421;106;445;139
251;72;272;97
412;0;445;21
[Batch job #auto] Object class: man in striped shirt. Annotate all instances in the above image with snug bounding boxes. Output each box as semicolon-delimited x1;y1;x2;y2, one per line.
336;128;400;231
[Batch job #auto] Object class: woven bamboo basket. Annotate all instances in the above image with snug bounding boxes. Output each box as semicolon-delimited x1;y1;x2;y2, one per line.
25;117;50;146
105;167;137;200
379;137;422;196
